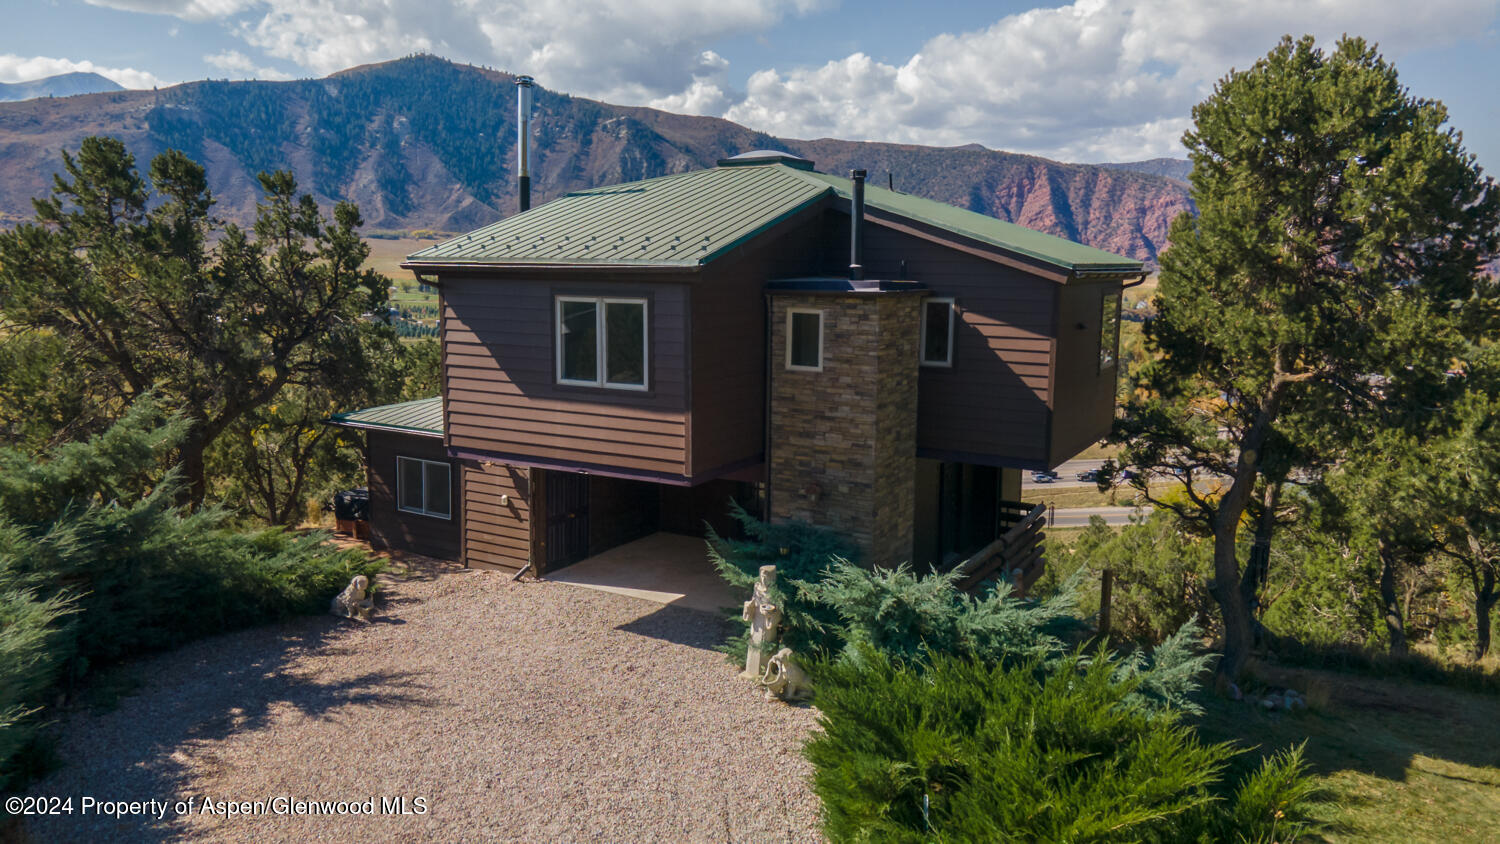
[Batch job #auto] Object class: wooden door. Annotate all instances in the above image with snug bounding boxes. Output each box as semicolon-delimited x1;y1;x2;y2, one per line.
545;471;590;569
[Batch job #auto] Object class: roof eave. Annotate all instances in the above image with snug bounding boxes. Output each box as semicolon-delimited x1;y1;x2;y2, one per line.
325;418;445;439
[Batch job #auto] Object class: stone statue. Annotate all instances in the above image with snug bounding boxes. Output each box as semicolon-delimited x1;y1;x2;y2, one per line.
741;565;782;680
330;575;374;622
761;647;812;702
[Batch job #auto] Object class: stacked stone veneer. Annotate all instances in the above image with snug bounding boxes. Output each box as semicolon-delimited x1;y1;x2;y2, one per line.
768;291;922;565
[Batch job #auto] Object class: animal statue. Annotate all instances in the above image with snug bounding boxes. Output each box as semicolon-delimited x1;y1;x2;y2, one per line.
330;574;374;622
760;647;812;703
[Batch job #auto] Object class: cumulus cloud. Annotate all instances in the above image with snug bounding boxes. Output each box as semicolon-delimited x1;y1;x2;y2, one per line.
724;0;1499;160
66;0;1500;161
204;49;294;80
0;54;165;90
84;0;256;22
86;0;827;108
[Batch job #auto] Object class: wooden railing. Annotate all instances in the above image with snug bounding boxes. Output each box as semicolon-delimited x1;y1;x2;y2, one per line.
939;501;1047;596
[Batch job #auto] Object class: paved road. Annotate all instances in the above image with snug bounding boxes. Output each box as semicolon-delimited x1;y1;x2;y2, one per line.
1022;458;1109;490
1049;505;1152;528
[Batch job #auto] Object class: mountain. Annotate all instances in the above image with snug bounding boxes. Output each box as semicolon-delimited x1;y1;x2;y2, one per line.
0;56;1192;263
1099;157;1193;185
0;72;123;103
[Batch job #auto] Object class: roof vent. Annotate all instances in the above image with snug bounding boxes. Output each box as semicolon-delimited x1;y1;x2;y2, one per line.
716;150;815;171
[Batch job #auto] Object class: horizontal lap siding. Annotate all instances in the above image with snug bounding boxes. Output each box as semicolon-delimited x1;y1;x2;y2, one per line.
462;461;531;571
690;219;820;476
1050;279;1123;464
442;276;689;477
367;431;461;561
846;218;1057;466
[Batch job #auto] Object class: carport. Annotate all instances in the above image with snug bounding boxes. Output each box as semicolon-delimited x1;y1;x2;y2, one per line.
543;532;740;613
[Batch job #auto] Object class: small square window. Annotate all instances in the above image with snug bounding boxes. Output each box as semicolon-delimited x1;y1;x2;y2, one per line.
555;296;649;390
921;298;955;367
787;309;823;371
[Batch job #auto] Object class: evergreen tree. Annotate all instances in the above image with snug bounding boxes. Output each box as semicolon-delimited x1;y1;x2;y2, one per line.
1111;36;1500;686
0;137;392;506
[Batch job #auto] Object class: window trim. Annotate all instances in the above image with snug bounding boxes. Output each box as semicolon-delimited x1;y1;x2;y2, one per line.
785;307;825;372
919;297;956;368
396;456;452;521
554;295;650;391
1099;291;1121;373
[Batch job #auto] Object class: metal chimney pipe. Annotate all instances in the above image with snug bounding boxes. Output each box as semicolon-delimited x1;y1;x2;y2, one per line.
516;75;534;212
849;169;866;281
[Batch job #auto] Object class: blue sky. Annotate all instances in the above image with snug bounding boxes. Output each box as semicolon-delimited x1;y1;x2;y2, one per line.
5;0;1498;170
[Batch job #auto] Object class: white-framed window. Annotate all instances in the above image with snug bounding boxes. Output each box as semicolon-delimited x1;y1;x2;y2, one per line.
556;296;649;390
920;297;956;367
1099;291;1121;371
397;456;452;520
786;308;824;372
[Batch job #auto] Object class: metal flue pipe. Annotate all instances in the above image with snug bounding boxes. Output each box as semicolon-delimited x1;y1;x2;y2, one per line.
849;169;866;281
516;75;534;212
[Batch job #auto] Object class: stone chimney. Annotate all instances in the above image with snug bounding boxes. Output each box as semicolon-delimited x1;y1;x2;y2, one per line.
767;283;922;565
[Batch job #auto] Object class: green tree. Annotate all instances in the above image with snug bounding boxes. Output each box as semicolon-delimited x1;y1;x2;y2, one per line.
0;137;389;506
1111;36;1500;685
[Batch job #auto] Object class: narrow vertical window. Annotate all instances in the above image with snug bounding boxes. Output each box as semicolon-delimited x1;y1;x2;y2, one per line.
787;309;823;371
555;296;649;390
1099;291;1121;371
603;299;646;388
558;298;599;384
920;297;955;367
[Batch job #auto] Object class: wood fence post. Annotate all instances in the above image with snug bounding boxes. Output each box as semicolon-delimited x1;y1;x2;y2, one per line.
1099;568;1114;639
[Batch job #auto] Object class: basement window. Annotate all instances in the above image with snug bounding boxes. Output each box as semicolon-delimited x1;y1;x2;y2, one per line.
556;296;649;390
397;456;452;520
1100;291;1121;371
787;308;824;372
920;298;955;367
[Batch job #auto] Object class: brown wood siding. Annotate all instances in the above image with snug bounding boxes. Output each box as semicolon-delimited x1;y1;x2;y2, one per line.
815;211;1058;467
367;431;461;561
442;276;690;477
461;460;532;571
1049;279;1123;464
689;209;823;477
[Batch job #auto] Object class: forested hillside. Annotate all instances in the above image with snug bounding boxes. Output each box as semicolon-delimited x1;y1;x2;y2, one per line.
0;56;1192;262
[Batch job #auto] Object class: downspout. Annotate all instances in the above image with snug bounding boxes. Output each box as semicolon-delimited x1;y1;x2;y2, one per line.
849;169;866;280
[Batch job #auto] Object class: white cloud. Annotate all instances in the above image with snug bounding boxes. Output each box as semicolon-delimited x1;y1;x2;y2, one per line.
724;0;1500;161
204;49;294;80
66;0;1500;162
84;0;256;22
0;54;165;90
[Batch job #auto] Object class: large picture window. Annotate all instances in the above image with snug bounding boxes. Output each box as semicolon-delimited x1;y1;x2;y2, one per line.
920;297;955;367
786;308;824;371
397;456;452;520
1099;291;1121;371
556;296;649;390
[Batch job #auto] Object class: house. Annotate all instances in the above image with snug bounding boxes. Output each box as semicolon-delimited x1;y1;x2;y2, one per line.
330;150;1144;591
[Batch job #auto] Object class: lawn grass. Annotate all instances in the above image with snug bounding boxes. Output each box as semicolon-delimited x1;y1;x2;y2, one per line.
1193;660;1500;842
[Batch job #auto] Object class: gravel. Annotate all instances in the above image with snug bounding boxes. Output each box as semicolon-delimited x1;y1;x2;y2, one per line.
20;560;824;842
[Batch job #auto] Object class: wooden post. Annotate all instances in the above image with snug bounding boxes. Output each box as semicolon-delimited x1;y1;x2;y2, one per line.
1099;568;1114;639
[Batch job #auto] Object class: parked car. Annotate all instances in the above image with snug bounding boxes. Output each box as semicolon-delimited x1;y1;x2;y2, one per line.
1030;471;1055;483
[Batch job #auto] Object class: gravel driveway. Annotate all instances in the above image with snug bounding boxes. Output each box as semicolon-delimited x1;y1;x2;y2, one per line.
19;560;823;842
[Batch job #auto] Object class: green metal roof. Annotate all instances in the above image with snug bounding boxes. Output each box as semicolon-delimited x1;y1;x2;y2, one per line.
407;164;830;267
328;396;444;437
407;160;1144;274
794;170;1145;273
